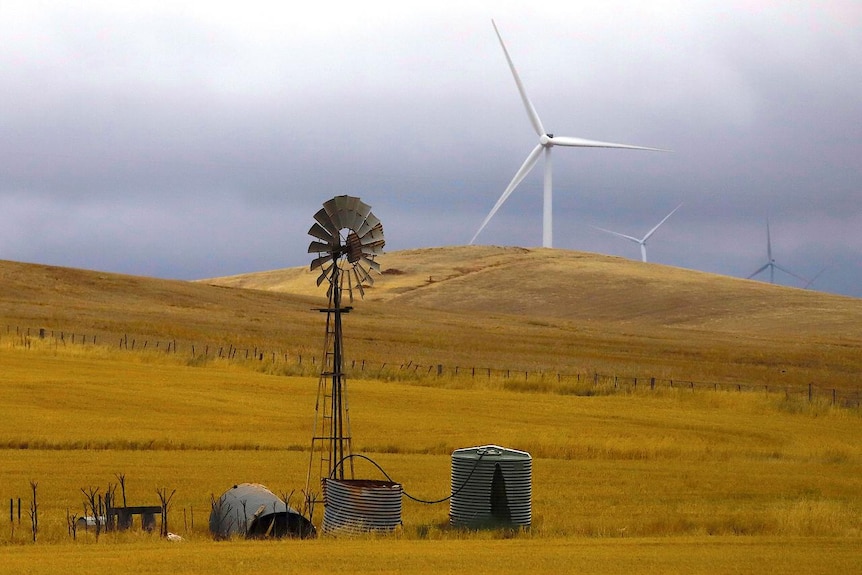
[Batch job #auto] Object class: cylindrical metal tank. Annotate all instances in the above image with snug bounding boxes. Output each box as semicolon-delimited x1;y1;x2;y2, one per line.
321;478;402;535
209;483;315;539
449;444;532;528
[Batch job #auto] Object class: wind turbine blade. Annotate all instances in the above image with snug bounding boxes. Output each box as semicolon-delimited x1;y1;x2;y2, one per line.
589;225;641;244
766;219;772;262
470;143;543;244
747;263;770;279
547;135;670;151
773;263;808;284
805;267;827;289
492;19;545;137
642;203;683;242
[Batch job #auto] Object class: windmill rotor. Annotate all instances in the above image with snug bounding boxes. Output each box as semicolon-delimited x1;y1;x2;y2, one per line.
308;195;385;302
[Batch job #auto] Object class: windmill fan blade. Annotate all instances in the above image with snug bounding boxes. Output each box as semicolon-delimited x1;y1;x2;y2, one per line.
352;268;365;298
359;226;384;246
334;195;358;232
310;255;332;271
309;256;332;271
308;222;337;245
343;209;364;235
360;256;380;273
471;143;543;244
344;199;373;234
322;197;343;229
547;135;670;152
314;208;341;241
356;213;381;238
354;263;372;285
345;265;354;302
492;19;545;137
316;265;334;287
308;240;336;254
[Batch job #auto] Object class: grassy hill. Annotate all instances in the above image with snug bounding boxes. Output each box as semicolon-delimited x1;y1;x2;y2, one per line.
2;246;861;391
1;249;860;573
201;246;862;390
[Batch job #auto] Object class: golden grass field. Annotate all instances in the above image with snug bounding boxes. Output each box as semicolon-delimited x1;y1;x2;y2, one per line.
1;247;860;573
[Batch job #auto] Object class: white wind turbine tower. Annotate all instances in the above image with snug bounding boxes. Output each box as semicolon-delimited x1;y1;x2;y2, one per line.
591;203;683;263
747;219;808;285
470;19;668;248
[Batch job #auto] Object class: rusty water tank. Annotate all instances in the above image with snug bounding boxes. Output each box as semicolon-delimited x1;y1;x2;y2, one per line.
321;478;402;535
449;445;532;528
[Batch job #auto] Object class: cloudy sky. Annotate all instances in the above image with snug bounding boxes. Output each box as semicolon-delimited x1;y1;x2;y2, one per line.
2;1;860;297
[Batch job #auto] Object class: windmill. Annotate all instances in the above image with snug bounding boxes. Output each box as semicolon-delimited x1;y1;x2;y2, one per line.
305;195;384;494
591;203;683;263
747;219;807;285
470;19;668;249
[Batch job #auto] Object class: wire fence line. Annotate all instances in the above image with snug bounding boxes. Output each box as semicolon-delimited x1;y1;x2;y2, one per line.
4;323;861;409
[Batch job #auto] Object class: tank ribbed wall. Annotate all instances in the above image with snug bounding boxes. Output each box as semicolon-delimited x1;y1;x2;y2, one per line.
450;445;532;528
322;478;402;535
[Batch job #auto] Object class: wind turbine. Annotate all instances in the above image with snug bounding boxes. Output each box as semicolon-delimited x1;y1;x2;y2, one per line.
747;220;807;285
470;19;668;248
591;203;683;263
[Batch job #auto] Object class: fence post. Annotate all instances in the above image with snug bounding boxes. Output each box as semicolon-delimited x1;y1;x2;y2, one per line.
650;377;655;390
808;383;813;403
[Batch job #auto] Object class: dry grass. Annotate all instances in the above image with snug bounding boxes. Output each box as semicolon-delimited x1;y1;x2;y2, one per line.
3;247;862;393
0;250;861;573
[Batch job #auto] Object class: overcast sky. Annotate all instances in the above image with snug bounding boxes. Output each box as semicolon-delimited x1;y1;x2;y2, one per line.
2;1;860;297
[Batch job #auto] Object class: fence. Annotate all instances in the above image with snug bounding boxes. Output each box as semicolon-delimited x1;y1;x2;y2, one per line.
3;323;860;409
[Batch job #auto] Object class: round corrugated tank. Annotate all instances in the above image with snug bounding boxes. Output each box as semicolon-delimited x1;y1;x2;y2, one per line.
209;483;315;539
450;444;532;528
321;478;402;535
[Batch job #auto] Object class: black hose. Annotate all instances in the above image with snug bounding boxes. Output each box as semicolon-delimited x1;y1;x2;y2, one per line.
328;452;486;505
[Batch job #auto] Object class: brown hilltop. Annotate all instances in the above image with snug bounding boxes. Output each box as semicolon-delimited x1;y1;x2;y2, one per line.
2;246;861;391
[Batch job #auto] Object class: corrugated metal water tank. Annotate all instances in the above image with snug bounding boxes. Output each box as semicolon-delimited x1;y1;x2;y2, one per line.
321;478;402;535
450;445;532;528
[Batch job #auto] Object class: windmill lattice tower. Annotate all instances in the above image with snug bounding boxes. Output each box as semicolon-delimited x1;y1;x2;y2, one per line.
304;195;384;497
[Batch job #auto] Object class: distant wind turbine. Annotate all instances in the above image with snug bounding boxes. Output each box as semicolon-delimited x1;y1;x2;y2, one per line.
591;203;683;263
747;220;808;285
804;266;828;290
470;19;668;248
